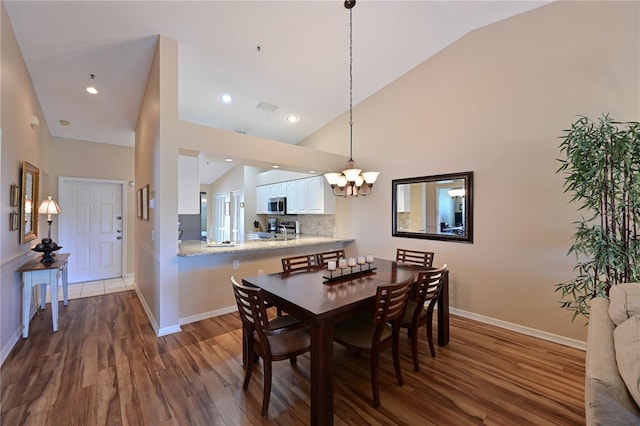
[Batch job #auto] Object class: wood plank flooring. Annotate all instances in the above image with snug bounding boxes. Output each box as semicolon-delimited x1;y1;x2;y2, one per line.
1;290;586;425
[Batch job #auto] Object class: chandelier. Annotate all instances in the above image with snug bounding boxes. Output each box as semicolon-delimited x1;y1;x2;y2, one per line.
324;0;379;198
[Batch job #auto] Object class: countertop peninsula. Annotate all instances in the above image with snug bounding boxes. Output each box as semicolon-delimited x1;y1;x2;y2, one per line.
178;234;354;257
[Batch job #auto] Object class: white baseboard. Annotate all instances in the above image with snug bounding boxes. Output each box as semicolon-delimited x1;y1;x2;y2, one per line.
180;305;238;326
133;285;181;337
0;329;21;367
449;307;586;351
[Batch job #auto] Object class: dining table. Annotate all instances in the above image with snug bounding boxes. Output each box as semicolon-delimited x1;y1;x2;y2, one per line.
242;257;449;425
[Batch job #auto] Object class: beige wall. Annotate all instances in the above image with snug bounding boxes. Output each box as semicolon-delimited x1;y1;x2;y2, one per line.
0;1;53;362
49;137;135;275
300;1;640;341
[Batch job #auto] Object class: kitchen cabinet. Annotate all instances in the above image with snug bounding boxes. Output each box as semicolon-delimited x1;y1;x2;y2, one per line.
178;155;200;214
306;176;335;214
256;185;268;214
258;176;335;215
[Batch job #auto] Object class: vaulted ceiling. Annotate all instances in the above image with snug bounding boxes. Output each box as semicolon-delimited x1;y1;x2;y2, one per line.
5;0;549;151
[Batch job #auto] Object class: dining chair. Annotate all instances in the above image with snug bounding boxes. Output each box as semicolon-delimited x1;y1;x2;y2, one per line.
231;276;301;366
315;249;345;267
281;254;319;274
333;277;414;408
396;248;435;268
232;278;311;417
400;264;448;371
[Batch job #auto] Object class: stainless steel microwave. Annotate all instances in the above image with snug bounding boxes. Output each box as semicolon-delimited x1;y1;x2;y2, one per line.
267;197;286;215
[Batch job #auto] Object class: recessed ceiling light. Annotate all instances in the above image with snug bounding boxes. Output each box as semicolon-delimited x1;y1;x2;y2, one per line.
286;114;300;123
86;86;98;95
59;120;70;126
272;165;280;169
220;94;232;103
224;158;233;162
309;170;316;174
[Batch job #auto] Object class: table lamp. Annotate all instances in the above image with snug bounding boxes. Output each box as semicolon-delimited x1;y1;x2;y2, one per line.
32;196;62;263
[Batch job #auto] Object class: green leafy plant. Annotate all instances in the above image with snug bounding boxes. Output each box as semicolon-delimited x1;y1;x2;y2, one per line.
556;115;640;320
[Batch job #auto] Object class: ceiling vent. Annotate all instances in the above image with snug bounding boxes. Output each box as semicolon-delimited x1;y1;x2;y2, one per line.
256;101;279;112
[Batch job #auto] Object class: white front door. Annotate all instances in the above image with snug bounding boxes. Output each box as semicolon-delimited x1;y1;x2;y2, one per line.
60;179;124;283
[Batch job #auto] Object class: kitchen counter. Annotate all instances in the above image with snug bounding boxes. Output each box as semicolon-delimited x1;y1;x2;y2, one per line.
178;234;355;257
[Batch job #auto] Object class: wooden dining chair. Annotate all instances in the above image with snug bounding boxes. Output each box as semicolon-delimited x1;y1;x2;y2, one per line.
396;248;435;268
281;254;318;274
231;275;301;366
333;277;414;408
232;278;311;417
400;265;448;371
315;249;345;267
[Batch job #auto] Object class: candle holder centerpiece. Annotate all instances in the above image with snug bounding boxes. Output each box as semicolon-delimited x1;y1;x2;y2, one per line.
323;255;376;284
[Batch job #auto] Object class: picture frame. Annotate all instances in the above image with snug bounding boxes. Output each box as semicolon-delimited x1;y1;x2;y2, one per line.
10;184;19;207
142;185;149;221
9;212;18;231
136;189;142;219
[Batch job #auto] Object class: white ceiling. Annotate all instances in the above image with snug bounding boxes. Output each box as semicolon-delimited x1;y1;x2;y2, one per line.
5;1;549;181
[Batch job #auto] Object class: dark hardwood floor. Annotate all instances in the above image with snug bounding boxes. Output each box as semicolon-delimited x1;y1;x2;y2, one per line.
1;290;585;425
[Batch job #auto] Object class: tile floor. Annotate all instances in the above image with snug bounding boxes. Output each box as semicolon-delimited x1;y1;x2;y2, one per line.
45;276;135;303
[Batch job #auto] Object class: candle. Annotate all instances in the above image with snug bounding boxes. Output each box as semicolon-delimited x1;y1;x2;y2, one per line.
357;256;365;265
328;261;337;271
366;254;374;263
348;258;356;267
338;259;347;269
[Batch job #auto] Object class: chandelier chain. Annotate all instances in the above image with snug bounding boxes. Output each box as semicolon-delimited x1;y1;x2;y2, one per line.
349;5;353;161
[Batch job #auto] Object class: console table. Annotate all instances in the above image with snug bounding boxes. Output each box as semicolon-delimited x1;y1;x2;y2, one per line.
17;253;70;338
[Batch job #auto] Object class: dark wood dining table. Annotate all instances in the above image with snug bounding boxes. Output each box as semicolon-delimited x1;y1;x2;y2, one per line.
242;258;449;425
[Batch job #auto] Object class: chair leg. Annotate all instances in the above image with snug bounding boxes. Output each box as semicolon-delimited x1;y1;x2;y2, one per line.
261;359;272;417
411;326;420;371
392;332;404;386
243;347;255;389
426;313;436;357
371;351;380;408
289;356;297;365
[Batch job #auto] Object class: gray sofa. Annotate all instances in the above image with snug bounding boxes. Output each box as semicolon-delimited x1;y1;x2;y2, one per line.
585;282;640;425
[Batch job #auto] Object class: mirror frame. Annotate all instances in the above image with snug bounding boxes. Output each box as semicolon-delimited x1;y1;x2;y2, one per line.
20;161;40;244
392;171;473;243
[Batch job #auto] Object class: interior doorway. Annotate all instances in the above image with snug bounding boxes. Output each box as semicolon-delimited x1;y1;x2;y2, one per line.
59;178;126;283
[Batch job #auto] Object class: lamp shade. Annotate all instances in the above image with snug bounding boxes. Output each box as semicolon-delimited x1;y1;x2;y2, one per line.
38;196;61;216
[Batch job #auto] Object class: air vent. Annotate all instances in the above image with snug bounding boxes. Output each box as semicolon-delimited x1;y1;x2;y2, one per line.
256;101;279;112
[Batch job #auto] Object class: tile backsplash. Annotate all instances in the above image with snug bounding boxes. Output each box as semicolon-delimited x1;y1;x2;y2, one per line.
256;214;335;237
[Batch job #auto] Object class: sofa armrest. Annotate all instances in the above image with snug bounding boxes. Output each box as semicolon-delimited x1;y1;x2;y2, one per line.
585;297;640;425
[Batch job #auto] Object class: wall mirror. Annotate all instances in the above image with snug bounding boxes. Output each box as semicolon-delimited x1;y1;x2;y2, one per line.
392;171;473;243
20;161;40;244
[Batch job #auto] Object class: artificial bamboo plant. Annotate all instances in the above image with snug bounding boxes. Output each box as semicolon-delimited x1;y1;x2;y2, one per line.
556;115;640;320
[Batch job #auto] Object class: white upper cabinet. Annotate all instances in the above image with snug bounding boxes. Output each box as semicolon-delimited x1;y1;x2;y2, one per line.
178;155;200;214
306;176;335;214
258;176;335;215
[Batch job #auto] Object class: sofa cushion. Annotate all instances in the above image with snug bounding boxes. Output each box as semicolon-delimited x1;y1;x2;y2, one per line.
609;282;640;326
586;297;640;425
614;314;640;407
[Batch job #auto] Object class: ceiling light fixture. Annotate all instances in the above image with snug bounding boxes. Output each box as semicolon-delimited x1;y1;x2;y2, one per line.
286;114;300;123
85;73;98;95
224;158;233;162
220;94;232;103
324;1;378;198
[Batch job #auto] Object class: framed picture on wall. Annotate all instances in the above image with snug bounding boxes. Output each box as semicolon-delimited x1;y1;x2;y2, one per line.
142;185;149;221
9;212;18;231
10;184;19;207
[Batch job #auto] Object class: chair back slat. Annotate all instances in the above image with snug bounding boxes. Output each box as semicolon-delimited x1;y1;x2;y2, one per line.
315;250;345;267
412;265;448;305
396;248;434;268
373;277;413;324
281;254;318;273
232;279;271;336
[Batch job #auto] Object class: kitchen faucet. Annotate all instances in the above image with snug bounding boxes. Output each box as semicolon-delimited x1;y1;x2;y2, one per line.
280;225;288;241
